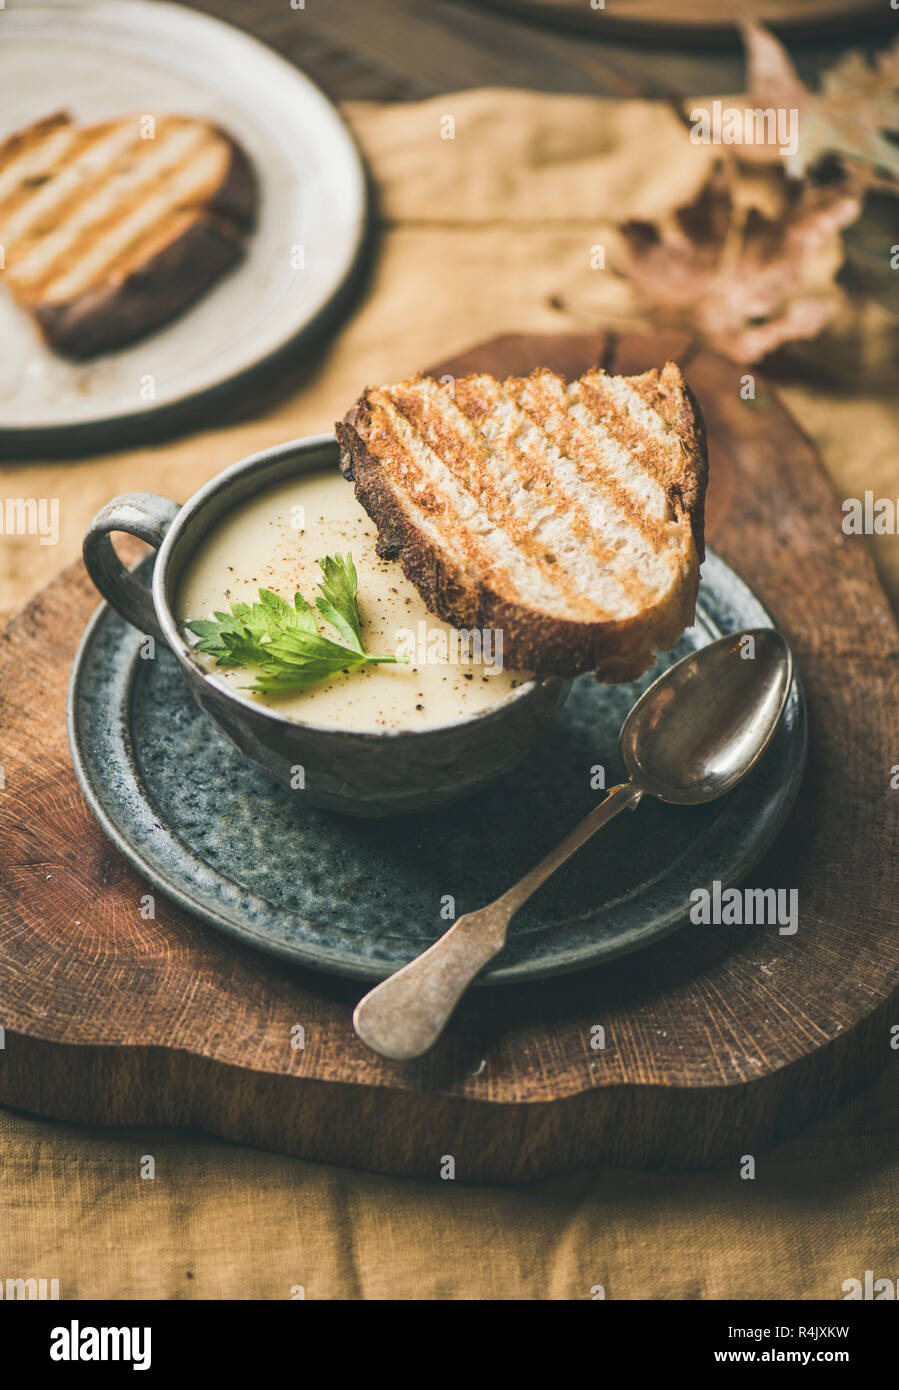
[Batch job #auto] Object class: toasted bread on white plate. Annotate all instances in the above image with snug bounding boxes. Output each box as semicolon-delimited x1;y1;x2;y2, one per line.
0;111;256;358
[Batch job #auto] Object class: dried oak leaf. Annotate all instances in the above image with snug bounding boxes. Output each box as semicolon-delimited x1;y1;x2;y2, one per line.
620;161;862;363
742;20;899;184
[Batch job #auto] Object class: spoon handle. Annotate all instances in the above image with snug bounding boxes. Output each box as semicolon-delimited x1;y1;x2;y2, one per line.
353;782;642;1060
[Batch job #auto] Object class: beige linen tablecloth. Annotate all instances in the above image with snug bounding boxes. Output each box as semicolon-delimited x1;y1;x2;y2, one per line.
3;1071;897;1300
2;89;897;1299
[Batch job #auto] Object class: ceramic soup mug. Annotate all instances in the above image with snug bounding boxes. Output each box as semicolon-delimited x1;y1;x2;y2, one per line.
83;435;567;817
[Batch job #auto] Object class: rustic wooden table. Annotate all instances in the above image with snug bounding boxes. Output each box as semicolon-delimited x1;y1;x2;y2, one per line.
185;0;890;103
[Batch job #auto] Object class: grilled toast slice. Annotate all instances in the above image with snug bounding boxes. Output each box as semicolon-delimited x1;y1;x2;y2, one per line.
337;363;708;681
0;111;256;359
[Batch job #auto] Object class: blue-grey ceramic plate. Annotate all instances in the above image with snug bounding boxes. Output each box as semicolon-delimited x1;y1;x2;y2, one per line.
68;549;806;984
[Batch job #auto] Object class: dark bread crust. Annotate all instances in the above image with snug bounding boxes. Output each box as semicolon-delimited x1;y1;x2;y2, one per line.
682;380;708;562
337;363;708;681
31;130;257;360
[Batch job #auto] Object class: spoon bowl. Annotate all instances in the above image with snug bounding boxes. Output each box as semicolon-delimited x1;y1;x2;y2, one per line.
620;628;793;805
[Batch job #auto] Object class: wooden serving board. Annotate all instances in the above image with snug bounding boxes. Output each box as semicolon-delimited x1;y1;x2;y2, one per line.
1;332;897;1181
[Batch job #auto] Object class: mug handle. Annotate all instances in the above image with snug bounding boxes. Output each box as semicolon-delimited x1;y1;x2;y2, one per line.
83;493;181;647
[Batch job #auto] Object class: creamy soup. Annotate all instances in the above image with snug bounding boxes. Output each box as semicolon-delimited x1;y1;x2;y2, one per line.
176;469;531;731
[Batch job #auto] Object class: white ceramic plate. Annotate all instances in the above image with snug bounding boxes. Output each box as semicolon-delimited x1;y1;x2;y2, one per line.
0;0;367;444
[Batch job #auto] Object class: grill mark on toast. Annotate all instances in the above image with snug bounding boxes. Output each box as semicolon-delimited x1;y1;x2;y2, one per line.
577;370;691;510
569;384;671;522
368;389;579;616
0;124;142;257
450;375;662;617
0;112;71;170
390;384;590;610
38;142;230;302
479;370;685;599
388;379;612;620
0;131;93;227
7;125;192;292
511;370;670;550
605;371;685;452
7;125;219;300
46;146;230;298
2;125;137;237
0;119;78;217
361;397;471;566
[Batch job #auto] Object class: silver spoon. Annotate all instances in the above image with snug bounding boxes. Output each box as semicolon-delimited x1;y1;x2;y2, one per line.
353;627;793;1061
